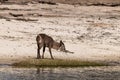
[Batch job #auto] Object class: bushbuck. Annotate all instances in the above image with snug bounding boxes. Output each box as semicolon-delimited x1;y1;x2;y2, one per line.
36;33;66;59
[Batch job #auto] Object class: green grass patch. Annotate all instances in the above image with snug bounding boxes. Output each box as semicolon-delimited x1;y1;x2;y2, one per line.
12;59;108;68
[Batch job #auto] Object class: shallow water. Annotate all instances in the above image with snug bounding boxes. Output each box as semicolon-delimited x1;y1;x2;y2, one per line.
0;65;120;80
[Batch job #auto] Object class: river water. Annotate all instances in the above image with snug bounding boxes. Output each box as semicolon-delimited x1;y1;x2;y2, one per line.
0;65;120;80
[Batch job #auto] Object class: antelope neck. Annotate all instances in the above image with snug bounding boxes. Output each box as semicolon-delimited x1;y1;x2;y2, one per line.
52;41;60;50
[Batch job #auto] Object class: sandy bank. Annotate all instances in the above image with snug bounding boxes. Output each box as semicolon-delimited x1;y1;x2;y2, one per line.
0;3;120;65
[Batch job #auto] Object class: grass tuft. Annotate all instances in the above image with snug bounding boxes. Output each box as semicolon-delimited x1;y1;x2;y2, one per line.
12;59;108;68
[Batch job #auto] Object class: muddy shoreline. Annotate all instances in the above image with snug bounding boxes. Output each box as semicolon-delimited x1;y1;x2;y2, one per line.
2;0;120;6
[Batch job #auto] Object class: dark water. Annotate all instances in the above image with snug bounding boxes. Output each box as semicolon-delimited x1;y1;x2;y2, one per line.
0;66;120;80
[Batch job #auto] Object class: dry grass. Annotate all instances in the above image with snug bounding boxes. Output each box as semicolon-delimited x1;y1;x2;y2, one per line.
12;59;108;68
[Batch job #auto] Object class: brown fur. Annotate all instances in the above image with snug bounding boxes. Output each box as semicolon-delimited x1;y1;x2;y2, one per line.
36;33;66;59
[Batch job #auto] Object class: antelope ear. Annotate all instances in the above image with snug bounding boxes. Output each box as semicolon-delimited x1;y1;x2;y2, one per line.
60;40;63;44
60;40;63;46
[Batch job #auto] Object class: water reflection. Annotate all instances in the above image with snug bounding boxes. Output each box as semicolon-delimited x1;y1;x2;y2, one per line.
0;67;120;80
35;68;80;80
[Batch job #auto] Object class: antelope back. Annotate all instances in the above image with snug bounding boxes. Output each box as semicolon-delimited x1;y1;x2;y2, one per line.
36;34;54;46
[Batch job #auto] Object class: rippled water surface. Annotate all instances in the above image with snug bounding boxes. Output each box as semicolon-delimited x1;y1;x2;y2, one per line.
0;66;120;80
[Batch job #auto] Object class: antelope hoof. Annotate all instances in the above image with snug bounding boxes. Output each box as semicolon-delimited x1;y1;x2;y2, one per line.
42;56;44;59
36;57;41;59
51;57;54;60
